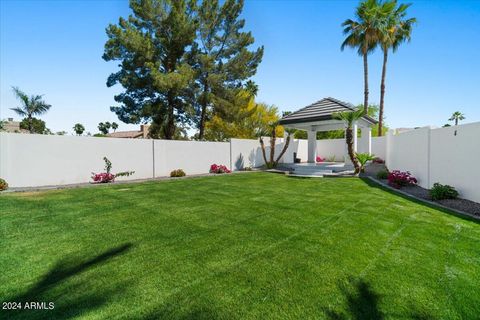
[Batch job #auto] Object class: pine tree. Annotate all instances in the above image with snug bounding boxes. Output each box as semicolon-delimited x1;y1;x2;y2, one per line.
103;0;197;139
190;0;263;139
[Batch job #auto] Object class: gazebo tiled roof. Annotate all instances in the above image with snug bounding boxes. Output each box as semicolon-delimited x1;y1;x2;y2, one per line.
279;97;377;125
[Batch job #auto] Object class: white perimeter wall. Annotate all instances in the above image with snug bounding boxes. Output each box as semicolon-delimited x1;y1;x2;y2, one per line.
1;123;479;204
386;122;480;203
0;133;154;187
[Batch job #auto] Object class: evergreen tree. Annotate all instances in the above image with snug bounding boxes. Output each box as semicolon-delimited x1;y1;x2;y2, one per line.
103;0;197;139
190;0;263;139
73;123;85;135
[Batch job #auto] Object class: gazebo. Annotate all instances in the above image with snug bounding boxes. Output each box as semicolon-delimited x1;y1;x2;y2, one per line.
279;97;377;164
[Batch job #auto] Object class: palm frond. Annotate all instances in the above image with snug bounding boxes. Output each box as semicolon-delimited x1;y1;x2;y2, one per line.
10;107;27;117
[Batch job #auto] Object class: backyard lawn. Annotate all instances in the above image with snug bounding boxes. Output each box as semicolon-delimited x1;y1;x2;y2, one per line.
1;173;479;319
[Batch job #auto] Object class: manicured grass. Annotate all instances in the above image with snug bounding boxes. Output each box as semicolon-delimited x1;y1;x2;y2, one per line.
1;173;479;319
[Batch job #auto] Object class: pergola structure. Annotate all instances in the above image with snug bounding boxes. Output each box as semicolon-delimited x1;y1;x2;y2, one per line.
279;97;377;164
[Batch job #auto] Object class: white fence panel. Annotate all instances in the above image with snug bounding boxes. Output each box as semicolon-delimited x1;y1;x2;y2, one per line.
0;133;153;187
372;136;386;160
386;127;430;187
429;123;480;203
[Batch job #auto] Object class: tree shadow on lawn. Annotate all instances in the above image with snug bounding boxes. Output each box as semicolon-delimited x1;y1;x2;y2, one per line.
323;277;434;320
324;277;384;320
4;243;133;320
360;178;480;224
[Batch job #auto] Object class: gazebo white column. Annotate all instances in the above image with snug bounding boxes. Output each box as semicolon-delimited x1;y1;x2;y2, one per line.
344;122;358;164
359;126;372;154
307;130;317;163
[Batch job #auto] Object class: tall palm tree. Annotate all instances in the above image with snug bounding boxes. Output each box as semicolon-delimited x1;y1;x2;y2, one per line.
333;108;364;175
341;0;385;116
378;1;416;136
449;111;465;126
10;87;51;133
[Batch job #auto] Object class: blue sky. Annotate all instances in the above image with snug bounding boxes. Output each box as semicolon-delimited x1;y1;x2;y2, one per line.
1;0;479;134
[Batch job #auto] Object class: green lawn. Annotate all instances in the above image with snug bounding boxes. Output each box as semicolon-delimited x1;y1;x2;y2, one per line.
1;173;479;319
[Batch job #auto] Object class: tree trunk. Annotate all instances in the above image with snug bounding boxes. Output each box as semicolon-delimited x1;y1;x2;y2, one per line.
346;127;361;175
198;82;209;140
274;134;291;166
259;137;268;166
379;48;388;136
269;127;276;165
455;119;458;126
164;92;175;140
363;52;369;116
28;115;33;133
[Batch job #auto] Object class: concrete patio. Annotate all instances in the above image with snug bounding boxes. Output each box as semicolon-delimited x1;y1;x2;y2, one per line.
280;162;355;177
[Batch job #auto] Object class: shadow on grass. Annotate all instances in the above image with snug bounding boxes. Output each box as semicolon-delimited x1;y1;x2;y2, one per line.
4;243;133;320
360;177;479;224
324;278;383;320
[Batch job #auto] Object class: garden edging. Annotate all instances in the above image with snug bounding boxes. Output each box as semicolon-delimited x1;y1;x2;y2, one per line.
365;176;480;221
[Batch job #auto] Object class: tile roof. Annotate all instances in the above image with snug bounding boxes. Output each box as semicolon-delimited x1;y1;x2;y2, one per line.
279;97;377;125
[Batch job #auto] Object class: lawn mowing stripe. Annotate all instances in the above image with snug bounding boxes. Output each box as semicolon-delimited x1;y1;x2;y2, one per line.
358;213;418;278
156;199;366;301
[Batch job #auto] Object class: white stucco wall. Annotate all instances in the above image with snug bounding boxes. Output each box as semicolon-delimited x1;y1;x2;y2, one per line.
1;124;479;203
385;122;480;203
316;139;344;161
230;138;266;169
0;133;154;187
154;140;230;176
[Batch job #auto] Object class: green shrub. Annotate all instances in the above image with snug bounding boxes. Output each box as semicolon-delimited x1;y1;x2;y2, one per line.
0;178;8;191
355;153;375;172
430;183;458;200
376;169;389;180
170;169;186;177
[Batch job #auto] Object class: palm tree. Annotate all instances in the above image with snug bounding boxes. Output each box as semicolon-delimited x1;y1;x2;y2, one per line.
10;87;51;133
258;122;294;169
449;111;465;126
341;0;385;116
98;122;111;135
73;123;85;136
333;109;364;175
111;122;119;132
378;1;416;136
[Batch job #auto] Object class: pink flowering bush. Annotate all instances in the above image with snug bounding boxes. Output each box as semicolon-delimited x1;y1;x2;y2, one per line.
210;164;231;174
91;172;115;183
316;156;325;163
387;170;417;189
91;157;134;184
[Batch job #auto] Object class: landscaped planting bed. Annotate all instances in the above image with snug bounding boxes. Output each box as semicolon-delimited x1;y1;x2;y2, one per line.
1;173;479;319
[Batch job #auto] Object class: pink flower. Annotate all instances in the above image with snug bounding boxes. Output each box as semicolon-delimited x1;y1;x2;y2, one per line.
209;164;231;174
387;170;417;189
91;172;115;183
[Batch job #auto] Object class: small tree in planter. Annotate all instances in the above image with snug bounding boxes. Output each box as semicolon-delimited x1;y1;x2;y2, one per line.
332;109;363;175
355;152;375;172
91;157;135;183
